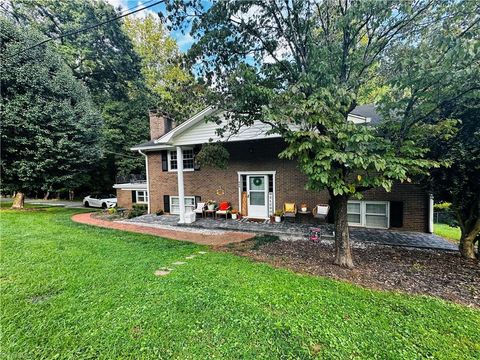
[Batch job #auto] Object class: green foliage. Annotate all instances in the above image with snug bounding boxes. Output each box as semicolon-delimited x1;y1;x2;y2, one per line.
5;0;152;192
424;97;480;257
195;143;230;169
128;204;148;218
165;1;472;201
434;202;452;211
123;14;206;121
0;17;101;194
1;208;479;358
274;210;283;217
8;0;142;103
164;0;479;265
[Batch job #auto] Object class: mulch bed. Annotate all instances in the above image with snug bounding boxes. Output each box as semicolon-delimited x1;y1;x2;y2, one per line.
223;239;479;307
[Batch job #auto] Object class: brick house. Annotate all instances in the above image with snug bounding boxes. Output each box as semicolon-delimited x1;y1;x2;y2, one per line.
114;106;434;233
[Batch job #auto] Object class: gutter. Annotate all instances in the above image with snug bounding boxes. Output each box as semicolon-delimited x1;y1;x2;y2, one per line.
138;150;151;214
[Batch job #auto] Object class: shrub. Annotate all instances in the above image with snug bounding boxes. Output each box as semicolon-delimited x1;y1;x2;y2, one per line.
434;202;452;211
127;204;148;219
107;207;117;215
132;204;147;211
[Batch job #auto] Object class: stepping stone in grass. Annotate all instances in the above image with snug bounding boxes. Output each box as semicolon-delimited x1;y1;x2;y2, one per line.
185;255;196;259
154;268;172;276
198;251;207;254
172;261;186;265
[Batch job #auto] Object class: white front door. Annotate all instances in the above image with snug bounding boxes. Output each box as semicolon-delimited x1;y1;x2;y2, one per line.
247;175;268;218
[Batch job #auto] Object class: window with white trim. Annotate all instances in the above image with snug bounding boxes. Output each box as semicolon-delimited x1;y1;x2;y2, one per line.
347;201;362;225
136;190;148;204
170;196;195;214
168;149;195;171
347;201;389;229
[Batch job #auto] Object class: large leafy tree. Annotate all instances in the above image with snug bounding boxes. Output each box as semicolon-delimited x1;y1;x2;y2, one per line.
123;14;206;121
378;1;480;259
0;17;102;207
425;97;480;259
4;0;151;192
6;0;141;103
166;0;479;267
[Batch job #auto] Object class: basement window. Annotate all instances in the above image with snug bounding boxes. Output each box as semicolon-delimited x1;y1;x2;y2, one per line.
347;201;389;229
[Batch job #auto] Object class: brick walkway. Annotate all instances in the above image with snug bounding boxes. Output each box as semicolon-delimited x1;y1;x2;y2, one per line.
71;213;254;246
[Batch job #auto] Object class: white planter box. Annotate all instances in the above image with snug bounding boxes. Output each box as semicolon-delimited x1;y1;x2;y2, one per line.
275;216;282;223
184;211;196;224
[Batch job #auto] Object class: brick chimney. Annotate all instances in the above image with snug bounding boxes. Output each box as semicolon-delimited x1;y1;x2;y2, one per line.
149;110;175;140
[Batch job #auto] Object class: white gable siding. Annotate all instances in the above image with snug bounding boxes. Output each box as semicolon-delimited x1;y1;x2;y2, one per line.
172;114;281;146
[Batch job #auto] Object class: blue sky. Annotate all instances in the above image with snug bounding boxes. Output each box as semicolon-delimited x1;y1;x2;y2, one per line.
107;0;196;52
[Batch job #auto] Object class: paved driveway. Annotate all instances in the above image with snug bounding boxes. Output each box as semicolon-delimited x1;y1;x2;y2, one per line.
1;197;84;208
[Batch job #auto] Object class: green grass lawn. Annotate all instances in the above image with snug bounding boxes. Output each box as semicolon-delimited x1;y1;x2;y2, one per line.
434;223;461;242
1;208;479;359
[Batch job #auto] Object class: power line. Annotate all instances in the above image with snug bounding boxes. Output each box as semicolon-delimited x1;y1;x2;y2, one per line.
6;0;165;59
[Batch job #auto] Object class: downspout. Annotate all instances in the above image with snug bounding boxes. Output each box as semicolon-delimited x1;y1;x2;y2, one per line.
138;150;150;214
428;194;434;233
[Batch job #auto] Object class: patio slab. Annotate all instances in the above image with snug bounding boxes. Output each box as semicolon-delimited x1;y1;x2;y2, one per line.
71;213;254;246
124;214;458;252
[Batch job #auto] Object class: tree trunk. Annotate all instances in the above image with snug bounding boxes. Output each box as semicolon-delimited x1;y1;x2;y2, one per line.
11;192;25;209
43;191;50;200
459;219;480;259
331;194;354;268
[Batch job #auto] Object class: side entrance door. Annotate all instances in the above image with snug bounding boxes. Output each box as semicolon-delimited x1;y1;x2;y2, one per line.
247;175;268;218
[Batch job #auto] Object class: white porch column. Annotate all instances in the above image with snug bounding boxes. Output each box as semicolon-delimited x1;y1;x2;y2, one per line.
138;150;150;214
176;146;186;224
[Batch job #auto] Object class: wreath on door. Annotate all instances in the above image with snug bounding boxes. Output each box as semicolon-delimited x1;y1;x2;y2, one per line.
253;178;262;186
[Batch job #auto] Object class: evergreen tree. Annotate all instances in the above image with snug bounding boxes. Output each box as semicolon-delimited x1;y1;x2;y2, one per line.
0;17;102;207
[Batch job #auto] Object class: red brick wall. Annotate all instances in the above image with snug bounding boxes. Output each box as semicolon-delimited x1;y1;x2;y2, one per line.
116;189;132;208
146;138;429;232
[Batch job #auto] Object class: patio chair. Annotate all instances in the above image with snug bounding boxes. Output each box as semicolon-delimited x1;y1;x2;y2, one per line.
193;202;206;218
313;204;330;222
215;201;231;220
283;202;297;221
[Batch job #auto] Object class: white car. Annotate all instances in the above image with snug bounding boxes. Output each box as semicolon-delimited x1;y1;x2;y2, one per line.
83;194;117;209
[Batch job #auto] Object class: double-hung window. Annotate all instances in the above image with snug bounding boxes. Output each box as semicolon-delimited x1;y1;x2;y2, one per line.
168;149;195;171
170;196;195;214
136;190;148;204
347;201;389;229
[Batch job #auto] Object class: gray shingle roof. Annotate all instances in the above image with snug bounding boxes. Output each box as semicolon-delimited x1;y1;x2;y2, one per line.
350;104;382;124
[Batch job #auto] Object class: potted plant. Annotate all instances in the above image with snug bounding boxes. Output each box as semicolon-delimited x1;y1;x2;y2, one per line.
206;200;216;211
301;203;308;212
274;210;283;223
230;209;239;220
